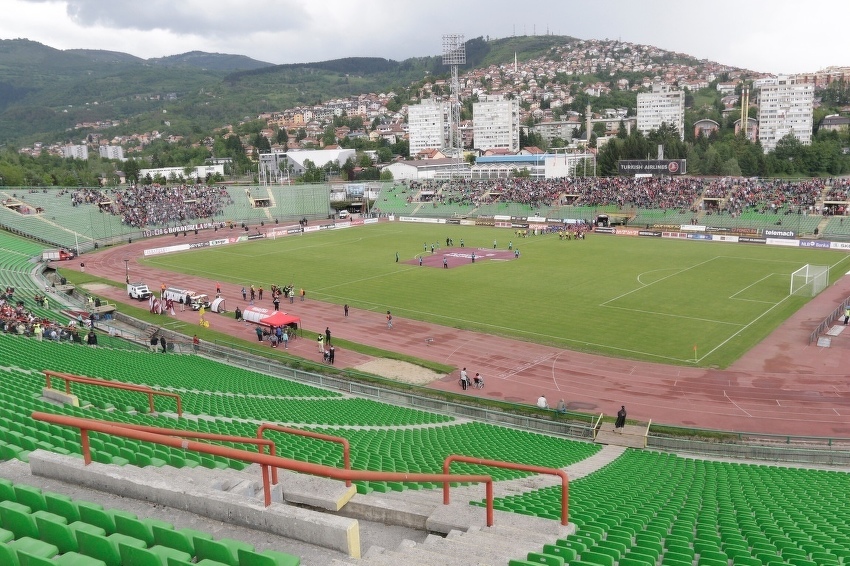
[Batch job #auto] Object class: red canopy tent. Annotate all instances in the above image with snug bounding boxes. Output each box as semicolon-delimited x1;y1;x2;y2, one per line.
259;311;301;332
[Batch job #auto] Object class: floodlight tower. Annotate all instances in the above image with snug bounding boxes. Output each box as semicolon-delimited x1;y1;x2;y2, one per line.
442;34;465;164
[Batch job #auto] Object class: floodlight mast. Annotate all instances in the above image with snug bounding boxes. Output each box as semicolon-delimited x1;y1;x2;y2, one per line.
442;34;465;176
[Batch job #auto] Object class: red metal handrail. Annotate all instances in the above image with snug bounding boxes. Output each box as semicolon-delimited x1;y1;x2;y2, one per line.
44;370;183;417
443;454;570;526
257;423;351;487
32;412;497;524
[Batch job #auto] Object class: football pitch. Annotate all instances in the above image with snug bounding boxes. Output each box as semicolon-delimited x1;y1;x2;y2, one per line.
140;223;850;368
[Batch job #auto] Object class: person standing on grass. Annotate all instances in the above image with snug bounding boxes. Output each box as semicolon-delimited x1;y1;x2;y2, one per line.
615;405;627;432
317;333;324;353
300;288;305;301
325;326;331;345
460;368;469;390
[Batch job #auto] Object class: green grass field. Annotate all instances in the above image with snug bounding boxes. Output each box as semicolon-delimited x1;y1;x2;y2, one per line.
140;223;850;368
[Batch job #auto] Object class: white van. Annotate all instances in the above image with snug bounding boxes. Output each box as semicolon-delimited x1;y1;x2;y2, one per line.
162;287;192;306
338;210;349;219
127;283;151;300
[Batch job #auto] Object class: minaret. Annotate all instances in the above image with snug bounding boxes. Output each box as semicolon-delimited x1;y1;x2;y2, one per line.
514;52;517;74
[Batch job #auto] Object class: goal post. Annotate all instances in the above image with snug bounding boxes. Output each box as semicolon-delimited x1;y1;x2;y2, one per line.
790;264;829;297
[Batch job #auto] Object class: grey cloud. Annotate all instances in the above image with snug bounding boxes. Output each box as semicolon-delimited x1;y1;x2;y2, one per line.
50;0;311;35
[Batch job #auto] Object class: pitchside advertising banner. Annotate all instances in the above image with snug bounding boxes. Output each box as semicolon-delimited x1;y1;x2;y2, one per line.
618;160;687;176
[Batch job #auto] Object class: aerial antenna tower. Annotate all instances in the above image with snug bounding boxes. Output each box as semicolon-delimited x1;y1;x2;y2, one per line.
442;34;466;171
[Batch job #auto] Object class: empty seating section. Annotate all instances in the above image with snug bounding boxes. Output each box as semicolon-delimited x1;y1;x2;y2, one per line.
698;210;822;234
0;232;47;295
498;449;850;566
822;216;850;238
372;184;417;215
0;478;300;565
335;422;599;494
0;332;599;498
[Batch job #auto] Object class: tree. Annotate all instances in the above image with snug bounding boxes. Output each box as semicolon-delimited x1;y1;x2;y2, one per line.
123;159;141;184
276;128;288;146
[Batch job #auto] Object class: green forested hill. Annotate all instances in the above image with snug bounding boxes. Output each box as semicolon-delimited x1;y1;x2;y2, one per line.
0;35;577;146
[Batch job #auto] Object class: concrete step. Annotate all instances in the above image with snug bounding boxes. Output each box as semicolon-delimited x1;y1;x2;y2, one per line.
427;499;573;538
594;423;647;448
476;523;567;547
414;529;525;565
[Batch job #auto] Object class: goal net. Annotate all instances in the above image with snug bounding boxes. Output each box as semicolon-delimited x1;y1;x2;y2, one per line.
790;264;829;297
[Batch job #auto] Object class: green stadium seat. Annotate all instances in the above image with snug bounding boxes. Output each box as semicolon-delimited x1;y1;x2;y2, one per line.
45;492;81;523
36;513;79;554
76;530;146;566
579;550;614;566
0;543;20;566
13;485;47;512
0;500;40;539
0;478;16;502
524;552;564;566
78;505;137;535
237;547;301;566
114;514;173;547
118;542;192;566
541;544;577;562
53;552;107;566
195;537;254;566
6;537;59;561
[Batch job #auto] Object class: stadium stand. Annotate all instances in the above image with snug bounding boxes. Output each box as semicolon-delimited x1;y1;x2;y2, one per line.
2;178;850;563
0;477;301;565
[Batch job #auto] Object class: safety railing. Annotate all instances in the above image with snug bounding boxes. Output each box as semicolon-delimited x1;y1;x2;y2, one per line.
809;295;850;344
644;419;652;448
32;412;503;524
43;370;183;417
257;423;351;487
442;454;570;526
592;412;605;440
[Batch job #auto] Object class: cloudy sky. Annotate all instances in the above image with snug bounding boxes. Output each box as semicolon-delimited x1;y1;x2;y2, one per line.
1;0;847;75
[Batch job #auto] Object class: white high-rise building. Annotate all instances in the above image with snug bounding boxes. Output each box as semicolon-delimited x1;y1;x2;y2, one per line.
62;145;89;160
756;75;814;153
408;99;448;155
99;146;125;160
636;81;685;140
473;94;520;152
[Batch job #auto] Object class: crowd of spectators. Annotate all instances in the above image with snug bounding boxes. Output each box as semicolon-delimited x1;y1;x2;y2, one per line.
390;177;838;216
0;288;84;342
722;178;825;216
71;184;233;228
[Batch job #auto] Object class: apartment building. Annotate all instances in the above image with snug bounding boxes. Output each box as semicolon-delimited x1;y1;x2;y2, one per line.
473;94;520;152
756;75;814;153
62;145;89;160
636;81;685;140
98;146;125;160
407;99;448;155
